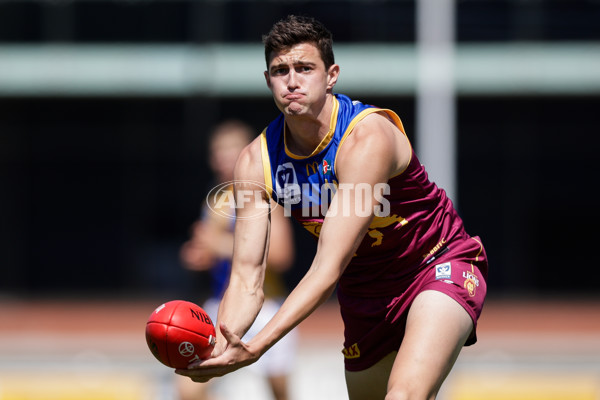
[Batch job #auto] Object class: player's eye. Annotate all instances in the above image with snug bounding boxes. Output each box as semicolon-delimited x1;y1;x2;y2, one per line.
272;67;288;75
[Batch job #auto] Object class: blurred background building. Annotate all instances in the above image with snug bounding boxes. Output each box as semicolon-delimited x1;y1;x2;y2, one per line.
0;0;599;301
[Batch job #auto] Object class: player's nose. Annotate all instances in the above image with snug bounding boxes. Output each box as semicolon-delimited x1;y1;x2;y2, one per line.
287;70;300;90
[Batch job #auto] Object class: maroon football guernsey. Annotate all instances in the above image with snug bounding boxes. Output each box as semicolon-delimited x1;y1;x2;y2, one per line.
260;95;478;296
261;94;488;371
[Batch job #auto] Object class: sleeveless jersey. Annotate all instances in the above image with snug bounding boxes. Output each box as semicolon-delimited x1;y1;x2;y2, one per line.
260;93;470;297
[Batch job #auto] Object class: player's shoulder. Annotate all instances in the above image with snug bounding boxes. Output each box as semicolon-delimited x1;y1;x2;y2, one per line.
354;111;402;139
342;112;400;154
336;111;410;178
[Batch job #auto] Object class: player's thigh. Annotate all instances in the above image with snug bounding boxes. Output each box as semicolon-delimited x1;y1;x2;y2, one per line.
345;351;397;400
387;290;473;399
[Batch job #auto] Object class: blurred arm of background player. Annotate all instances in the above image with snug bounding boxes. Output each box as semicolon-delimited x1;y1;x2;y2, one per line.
180;201;294;276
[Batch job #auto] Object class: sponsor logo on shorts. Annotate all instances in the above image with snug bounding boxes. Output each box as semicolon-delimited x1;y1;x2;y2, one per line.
435;262;452;280
463;271;480;297
342;343;361;359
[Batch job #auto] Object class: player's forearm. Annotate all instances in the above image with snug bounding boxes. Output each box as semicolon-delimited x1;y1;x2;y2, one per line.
217;271;265;340
246;261;339;356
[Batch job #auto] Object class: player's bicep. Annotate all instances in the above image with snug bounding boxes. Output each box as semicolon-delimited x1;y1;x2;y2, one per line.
313;185;375;274
314;120;399;272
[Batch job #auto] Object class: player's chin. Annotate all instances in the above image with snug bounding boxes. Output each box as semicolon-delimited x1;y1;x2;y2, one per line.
284;103;306;116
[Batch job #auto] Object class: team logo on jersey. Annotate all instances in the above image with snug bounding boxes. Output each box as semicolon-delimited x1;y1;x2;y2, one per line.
435;262;452;280
322;159;332;174
342;343;361;359
301;221;322;238
463;271;480;297
366;214;407;247
275;162;301;204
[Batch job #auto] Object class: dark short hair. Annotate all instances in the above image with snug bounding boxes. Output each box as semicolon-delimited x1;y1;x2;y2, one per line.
262;15;335;70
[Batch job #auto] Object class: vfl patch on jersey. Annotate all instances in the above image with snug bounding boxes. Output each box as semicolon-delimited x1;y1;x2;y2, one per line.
342;343;361;359
435;262;452;280
275;162;300;203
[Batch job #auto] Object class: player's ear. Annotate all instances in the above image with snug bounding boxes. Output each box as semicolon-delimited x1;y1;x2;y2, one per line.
264;71;272;89
326;64;340;91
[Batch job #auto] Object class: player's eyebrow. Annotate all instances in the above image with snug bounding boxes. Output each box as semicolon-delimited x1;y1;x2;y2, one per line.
268;62;285;72
269;60;317;73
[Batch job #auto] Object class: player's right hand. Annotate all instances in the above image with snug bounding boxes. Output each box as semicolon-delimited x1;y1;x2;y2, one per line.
175;322;260;383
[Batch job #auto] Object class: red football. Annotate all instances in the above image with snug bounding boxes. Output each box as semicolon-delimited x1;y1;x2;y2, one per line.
145;300;216;369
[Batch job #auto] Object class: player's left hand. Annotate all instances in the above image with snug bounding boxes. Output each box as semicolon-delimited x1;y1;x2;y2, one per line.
174;322;259;382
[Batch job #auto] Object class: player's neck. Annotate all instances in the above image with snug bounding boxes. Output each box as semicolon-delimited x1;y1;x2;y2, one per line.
284;95;334;156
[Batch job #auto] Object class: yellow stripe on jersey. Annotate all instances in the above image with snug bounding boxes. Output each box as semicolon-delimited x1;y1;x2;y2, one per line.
334;108;412;178
259;130;274;198
470;236;484;273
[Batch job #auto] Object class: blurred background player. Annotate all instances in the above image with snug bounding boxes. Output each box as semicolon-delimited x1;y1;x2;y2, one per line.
178;120;297;400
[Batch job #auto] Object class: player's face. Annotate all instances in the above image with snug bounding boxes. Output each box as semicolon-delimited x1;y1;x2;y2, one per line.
264;43;338;117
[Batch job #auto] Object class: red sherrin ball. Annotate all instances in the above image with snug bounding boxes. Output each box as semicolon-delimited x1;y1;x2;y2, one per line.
145;300;216;369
